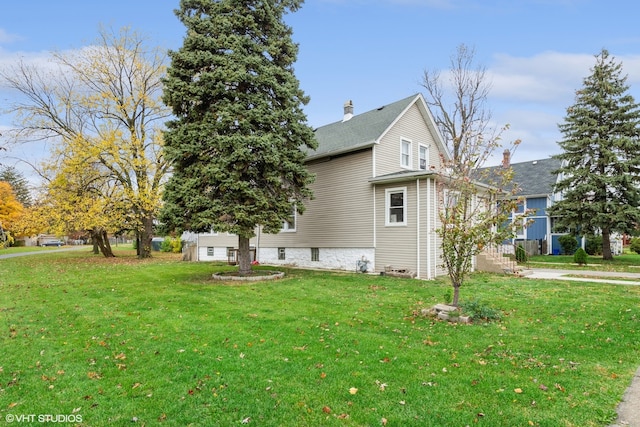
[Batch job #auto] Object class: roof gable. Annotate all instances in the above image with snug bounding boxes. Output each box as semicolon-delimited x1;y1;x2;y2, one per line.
307;94;449;161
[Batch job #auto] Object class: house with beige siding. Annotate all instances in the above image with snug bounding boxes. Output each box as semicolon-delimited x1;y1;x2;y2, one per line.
195;93;462;279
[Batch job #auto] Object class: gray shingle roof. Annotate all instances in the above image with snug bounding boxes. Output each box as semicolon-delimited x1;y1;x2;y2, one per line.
510;157;561;196
306;94;420;160
480;157;560;196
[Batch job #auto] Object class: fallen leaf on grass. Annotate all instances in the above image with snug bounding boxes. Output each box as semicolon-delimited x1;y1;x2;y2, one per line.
514;388;523;394
322;406;331;414
349;387;358;395
87;372;102;380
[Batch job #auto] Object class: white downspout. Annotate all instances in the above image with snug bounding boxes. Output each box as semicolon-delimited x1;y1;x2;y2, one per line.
433;180;438;277
416;179;420;279
426;178;431;279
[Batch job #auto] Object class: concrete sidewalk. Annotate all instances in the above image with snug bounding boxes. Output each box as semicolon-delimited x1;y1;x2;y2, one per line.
0;246;87;259
609;367;640;427
525;268;640;286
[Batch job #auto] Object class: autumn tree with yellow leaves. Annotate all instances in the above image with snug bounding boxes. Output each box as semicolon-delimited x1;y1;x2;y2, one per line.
0;181;24;247
0;27;170;258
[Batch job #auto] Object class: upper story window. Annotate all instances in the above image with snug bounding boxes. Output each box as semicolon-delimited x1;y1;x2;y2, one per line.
419;144;429;170
385;187;407;226
400;139;412;169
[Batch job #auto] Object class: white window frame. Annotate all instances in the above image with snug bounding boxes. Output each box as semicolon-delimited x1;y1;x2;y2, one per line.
400;138;412;169
385;187;407;226
281;205;297;232
513;215;526;239
419;144;429;170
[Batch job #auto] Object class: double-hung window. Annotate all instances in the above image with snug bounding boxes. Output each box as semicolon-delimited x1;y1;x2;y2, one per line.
400;139;412;168
281;205;296;232
386;187;407;226
419;144;429;170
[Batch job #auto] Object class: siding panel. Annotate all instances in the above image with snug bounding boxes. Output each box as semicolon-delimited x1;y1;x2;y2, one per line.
259;148;374;248
375;182;418;272
375;103;440;177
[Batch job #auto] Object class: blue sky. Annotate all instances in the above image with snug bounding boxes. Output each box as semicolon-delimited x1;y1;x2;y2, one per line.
2;0;640;182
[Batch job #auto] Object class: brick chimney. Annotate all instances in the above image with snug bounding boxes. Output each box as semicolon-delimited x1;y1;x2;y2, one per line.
502;149;510;168
342;100;353;122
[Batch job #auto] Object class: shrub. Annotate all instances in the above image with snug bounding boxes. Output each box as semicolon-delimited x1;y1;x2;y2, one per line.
460;300;502;322
558;234;579;255
630;237;640;255
585;235;603;255
573;247;588;265
515;244;528;263
160;236;182;253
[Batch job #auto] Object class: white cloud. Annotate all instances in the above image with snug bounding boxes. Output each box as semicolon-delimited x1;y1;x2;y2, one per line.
0;28;22;45
489;50;640;104
482;50;640;163
488;51;593;104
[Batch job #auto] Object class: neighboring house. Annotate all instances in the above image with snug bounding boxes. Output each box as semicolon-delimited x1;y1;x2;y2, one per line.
194;93;461;279
499;154;563;255
494;154;624;256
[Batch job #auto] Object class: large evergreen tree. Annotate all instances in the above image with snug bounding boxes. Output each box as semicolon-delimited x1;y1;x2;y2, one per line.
549;49;640;260
161;0;316;275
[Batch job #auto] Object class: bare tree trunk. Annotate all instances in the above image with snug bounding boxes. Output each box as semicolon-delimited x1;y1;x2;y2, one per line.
452;284;461;307
102;229;114;257
91;231;100;255
602;228;613;261
137;216;154;259
92;227;115;257
238;236;252;276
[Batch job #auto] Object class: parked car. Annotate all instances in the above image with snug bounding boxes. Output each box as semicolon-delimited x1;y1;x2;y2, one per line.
42;240;65;247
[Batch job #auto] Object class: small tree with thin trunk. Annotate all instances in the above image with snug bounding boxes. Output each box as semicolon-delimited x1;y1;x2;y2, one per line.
423;44;520;306
160;0;316;275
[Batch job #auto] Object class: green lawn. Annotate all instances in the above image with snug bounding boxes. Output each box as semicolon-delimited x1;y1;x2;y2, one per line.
1;248;639;426
528;251;640;272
